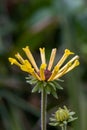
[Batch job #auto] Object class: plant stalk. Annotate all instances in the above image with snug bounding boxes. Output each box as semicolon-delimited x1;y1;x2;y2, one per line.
61;124;67;130
41;87;47;130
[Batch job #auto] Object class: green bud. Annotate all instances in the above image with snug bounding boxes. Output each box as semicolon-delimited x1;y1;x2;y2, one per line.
49;106;78;127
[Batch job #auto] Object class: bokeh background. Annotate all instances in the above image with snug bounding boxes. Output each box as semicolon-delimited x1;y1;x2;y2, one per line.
0;0;87;130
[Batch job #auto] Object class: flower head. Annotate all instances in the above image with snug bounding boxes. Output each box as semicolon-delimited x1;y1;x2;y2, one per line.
8;46;80;97
8;46;79;82
49;106;78;127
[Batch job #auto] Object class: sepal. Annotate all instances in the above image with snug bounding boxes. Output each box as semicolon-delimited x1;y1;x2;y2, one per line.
26;75;63;99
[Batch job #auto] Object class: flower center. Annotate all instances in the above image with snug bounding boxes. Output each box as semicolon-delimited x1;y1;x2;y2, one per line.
38;69;52;81
44;69;52;81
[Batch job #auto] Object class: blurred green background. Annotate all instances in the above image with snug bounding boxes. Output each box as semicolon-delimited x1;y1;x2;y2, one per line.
0;0;87;130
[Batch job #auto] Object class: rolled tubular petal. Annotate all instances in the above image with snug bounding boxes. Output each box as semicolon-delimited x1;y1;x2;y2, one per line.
58;55;79;73
15;53;25;64
40;63;47;81
53;63;71;80
20;64;41;80
56;49;74;68
31;71;41;80
48;48;57;71
67;55;79;63
8;58;21;67
65;60;80;74
20;65;34;73
23;60;32;68
23;46;39;72
39;48;46;64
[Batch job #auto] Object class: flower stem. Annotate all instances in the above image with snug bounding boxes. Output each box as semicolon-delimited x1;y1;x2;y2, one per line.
41;87;47;130
62;126;64;130
65;124;67;130
61;124;67;130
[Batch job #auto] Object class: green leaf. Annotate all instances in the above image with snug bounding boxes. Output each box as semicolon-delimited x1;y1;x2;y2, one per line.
49;118;56;121
68;117;78;122
43;82;47;87
49;122;59;126
69;112;75;116
45;85;51;94
63;121;67;125
25;75;33;80
57;79;64;82
26;75;38;85
26;78;38;85
53;81;63;90
56;84;63;90
48;82;56;91
38;83;43;93
51;88;58;99
26;75;32;78
32;82;41;93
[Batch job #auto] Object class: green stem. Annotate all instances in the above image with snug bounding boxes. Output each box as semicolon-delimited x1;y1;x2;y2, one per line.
61;124;67;130
64;124;67;130
61;126;64;130
41;87;47;130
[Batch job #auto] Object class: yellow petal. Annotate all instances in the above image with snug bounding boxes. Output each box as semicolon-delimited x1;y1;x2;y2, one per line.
53;63;71;80
20;61;41;80
67;55;79;63
31;71;41;80
56;49;74;68
23;60;32;68
48;65;59;81
40;63;47;81
65;60;80;74
23;46;39;72
15;53;24;64
20;59;33;73
20;65;34;73
8;58;21;67
58;55;79;73
39;48;46;64
48;48;57;71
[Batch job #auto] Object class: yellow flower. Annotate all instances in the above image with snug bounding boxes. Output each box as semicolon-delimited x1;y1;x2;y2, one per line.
8;46;79;81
